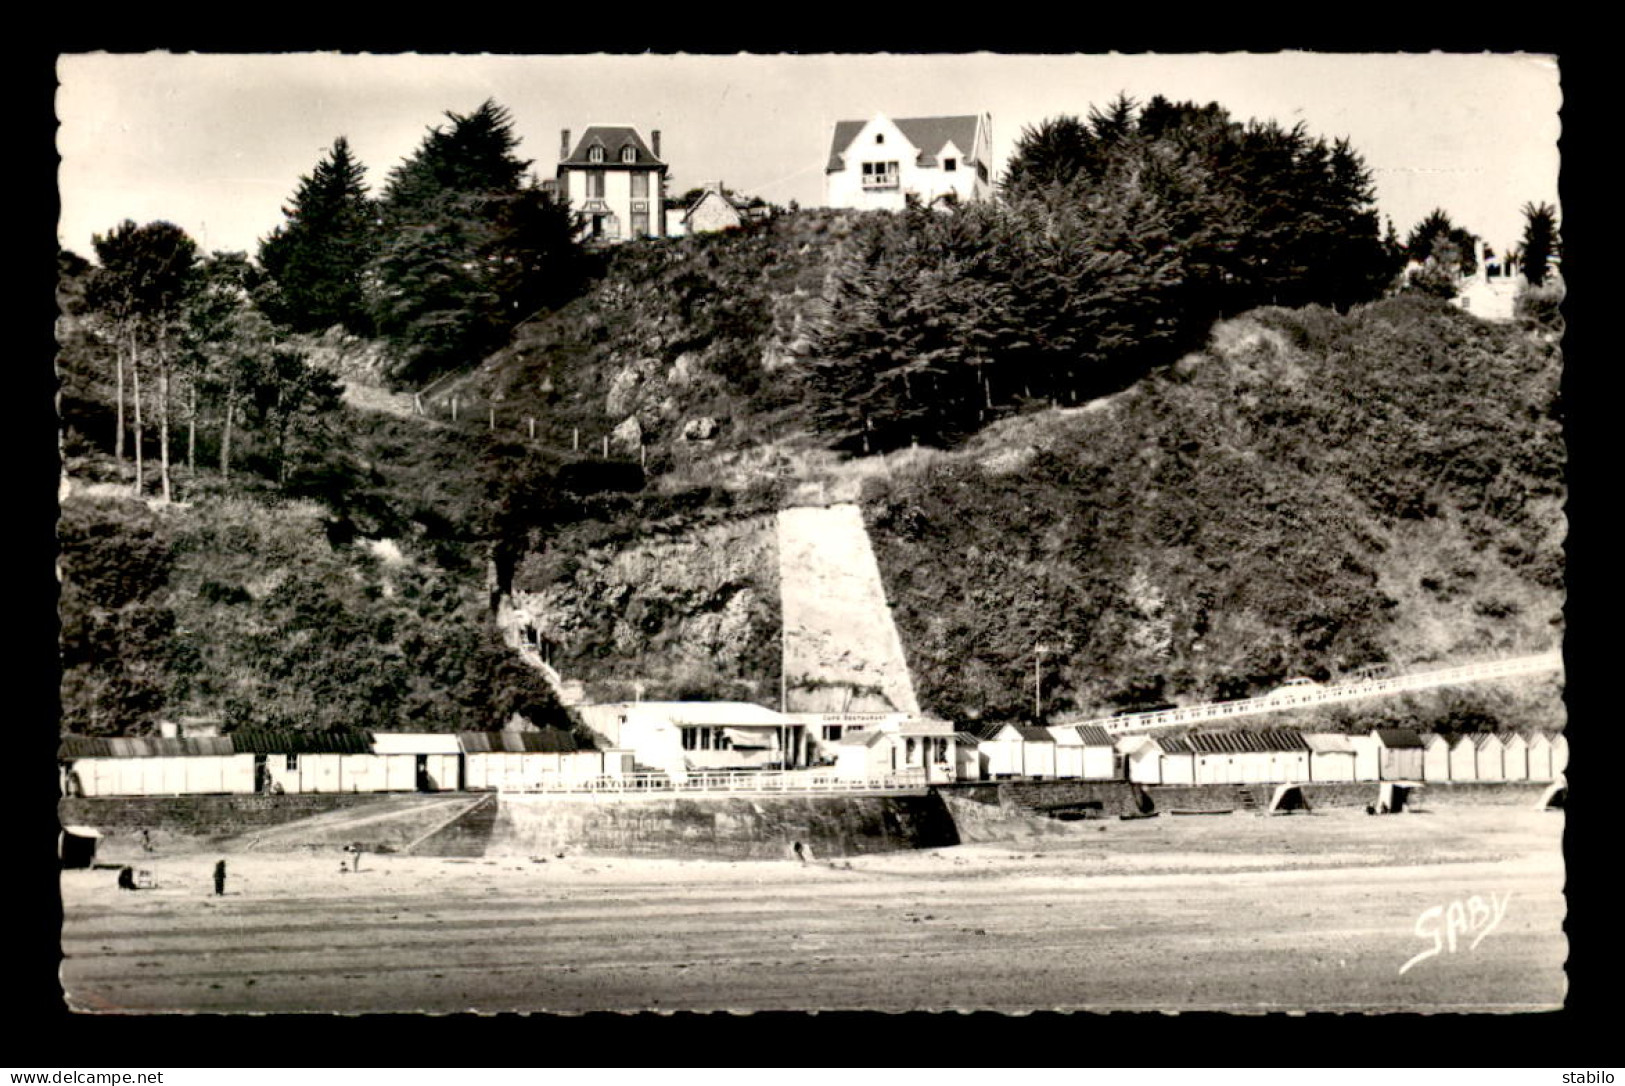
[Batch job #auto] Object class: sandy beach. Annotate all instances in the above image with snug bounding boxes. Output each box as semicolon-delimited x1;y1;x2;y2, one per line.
60;804;1565;1014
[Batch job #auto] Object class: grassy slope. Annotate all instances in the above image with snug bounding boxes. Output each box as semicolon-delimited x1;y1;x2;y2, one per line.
59;219;1566;738
861;297;1564;726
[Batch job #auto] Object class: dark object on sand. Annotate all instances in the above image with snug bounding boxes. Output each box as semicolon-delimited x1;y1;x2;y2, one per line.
1119;810;1159;820
213;859;227;896
59;825;101;869
117;866;137;890
1171;808;1234;816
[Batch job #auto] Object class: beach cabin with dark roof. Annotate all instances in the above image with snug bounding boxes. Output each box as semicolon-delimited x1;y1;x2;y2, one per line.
1119;733;1195;786
556;125;668;242
1188;730;1309;784
1011;724;1057;778
59;735;254;797
1374;728;1426;781
459;729;605;790
825;113;992;210
975;722;1024;778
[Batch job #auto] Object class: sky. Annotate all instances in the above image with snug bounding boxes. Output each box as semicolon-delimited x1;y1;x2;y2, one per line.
56;52;1562;261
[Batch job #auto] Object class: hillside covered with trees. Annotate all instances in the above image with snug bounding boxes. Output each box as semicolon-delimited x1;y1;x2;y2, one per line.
55;93;1565;739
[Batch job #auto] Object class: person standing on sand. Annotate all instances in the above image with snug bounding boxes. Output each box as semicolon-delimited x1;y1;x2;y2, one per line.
213;859;227;896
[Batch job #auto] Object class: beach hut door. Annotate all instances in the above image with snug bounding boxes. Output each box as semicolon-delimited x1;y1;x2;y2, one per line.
415;755;430;792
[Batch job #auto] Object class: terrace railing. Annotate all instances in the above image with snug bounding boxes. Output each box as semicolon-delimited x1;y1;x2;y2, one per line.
1061;651;1564;738
495;769;928;796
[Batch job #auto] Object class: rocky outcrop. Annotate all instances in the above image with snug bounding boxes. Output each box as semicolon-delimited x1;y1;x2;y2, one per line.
511;515;781;702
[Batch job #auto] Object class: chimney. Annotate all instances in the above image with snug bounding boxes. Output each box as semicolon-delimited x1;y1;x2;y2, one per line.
560;129;571;160
651;129;661;159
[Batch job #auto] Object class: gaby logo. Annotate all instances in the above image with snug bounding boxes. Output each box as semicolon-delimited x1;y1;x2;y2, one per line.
1399;892;1512;976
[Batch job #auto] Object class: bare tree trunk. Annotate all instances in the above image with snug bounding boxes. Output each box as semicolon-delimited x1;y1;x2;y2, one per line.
131;339;144;497
220;381;234;481
187;373;197;477
158;345;172;503
114;327;128;466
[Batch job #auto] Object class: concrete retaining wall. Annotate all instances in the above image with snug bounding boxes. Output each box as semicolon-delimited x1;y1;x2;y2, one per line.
940;779;1145;816
490;792;959;860
61;794;385;840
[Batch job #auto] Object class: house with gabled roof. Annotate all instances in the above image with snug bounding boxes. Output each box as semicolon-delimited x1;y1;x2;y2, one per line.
556;125;669;242
825;113;992;210
676;181;769;236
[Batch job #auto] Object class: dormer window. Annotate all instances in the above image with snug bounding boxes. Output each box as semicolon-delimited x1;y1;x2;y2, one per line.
875;133;885;144
588;146;605;163
943;157;957;172
621;146;637;164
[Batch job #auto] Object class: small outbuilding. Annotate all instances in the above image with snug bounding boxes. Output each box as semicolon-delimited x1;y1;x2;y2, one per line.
978;723;1025;778
1012;725;1057;779
1373;728;1426;781
833;729;893;782
1473;732;1506;782
1349;732;1382;782
953;732;986;781
1421;733;1452;781
1120;733;1195;786
1526;732;1555;781
1448;734;1480;782
1500;732;1530;781
1303;733;1358;782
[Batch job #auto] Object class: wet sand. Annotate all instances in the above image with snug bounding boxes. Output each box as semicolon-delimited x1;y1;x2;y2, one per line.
60;805;1565;1013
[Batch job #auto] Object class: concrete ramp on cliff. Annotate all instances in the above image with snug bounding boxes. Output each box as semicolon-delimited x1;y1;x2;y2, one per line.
777;504;919;715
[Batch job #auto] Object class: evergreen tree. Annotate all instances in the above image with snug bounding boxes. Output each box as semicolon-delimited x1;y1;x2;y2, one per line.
370;100;582;385
1518;201;1560;285
258;137;377;335
1405;209;1479;276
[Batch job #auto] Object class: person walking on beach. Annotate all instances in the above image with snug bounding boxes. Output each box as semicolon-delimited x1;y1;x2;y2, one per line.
213;859;227;896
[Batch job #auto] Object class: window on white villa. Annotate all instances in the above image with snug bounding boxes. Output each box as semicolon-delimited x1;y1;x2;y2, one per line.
621;146;637;164
589;146;606;163
861;161;899;189
631;209;649;237
631;172;649;198
943;157;957;172
587;171;605;198
875;133;884;144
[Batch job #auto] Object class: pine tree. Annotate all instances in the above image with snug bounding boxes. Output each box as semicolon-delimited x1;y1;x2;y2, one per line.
258;136;377;335
370;100;581;386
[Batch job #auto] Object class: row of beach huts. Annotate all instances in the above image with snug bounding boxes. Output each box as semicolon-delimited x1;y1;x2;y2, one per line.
59;719;1567;797
59;729;624;798
954;724;1566;785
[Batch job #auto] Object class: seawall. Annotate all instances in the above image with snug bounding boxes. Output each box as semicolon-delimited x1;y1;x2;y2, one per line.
489;792;959;860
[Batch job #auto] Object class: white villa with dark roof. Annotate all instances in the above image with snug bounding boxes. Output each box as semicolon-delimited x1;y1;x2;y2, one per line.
824;113;992;210
555;125;669;242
